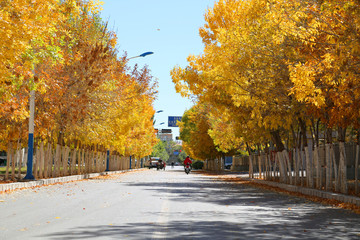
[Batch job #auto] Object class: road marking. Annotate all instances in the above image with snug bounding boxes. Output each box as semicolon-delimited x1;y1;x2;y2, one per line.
151;195;170;239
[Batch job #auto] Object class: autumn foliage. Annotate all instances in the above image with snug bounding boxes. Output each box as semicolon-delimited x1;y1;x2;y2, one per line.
172;0;360;194
0;0;158;158
172;0;360;154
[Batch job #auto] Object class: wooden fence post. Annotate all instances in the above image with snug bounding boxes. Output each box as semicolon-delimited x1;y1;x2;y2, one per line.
355;143;359;194
18;148;24;179
338;142;348;194
39;143;45;179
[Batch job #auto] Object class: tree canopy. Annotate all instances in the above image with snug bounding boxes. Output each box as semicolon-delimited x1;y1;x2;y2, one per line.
0;0;158;158
172;0;360;154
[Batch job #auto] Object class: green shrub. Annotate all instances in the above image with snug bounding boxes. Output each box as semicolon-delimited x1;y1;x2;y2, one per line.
192;160;204;169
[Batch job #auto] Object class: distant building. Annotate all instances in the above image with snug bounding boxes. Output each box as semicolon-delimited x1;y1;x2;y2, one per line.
159;133;172;142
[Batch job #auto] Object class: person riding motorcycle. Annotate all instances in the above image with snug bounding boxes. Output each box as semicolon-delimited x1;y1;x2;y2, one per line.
184;156;192;168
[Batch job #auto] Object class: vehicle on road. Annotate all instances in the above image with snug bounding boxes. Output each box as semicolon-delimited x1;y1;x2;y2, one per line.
184;163;191;174
156;159;166;170
225;162;232;169
148;157;161;169
225;156;232;170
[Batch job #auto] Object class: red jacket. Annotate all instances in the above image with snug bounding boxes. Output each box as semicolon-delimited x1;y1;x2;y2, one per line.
184;157;192;166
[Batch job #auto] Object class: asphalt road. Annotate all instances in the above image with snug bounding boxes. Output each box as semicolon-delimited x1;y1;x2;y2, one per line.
0;167;359;240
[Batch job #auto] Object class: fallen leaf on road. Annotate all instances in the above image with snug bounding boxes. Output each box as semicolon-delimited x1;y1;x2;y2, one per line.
0;200;4;202
19;228;28;231
288;208;292;210
55;217;61;219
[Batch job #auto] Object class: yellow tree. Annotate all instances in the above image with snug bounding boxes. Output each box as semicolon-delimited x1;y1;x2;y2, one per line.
282;0;360;192
179;103;222;161
172;0;300;152
0;0;63;149
171;0;308;182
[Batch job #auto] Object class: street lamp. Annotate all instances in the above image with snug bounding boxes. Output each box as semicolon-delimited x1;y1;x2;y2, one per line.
127;51;154;170
128;51;154;60
24;70;36;180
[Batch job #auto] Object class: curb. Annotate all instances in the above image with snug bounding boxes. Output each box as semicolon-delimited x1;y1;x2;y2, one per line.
239;177;360;207
0;169;142;193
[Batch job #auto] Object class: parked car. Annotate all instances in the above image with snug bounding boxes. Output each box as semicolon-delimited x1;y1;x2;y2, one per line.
225;156;233;170
225;163;232;169
148;160;159;169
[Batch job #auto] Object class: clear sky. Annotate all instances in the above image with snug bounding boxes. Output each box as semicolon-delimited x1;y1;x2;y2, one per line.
100;0;216;139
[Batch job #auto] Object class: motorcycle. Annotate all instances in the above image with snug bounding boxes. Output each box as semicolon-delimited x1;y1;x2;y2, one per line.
184;163;191;174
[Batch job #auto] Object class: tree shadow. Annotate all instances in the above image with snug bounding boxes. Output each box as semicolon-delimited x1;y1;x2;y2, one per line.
40;172;360;239
40;216;360;240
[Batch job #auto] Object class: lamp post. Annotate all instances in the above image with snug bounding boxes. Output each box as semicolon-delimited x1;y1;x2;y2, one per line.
126;52;154;170
24;70;36;180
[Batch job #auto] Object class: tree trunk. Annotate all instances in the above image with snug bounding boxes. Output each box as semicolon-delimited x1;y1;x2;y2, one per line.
300;150;305;186
338;141;348;194
355;143;359;194
33;147;38;179
5;143;11;180
246;143;253;178
70;148;76;175
39;142;44;179
304;146;313;188
325;143;331;190
55;144;61;177
284;150;292;185
331;145;338;192
294;148;299;185
264;154;268;180
313;145;321;189
18;147;24;179
337;127;347;194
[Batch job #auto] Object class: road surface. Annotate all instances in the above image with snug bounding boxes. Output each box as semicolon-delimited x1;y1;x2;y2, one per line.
0;166;359;239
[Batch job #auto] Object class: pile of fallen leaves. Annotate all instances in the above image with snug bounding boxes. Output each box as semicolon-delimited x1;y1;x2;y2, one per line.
200;172;360;215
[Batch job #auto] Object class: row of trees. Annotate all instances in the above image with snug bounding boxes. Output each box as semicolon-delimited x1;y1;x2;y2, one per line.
172;0;360;194
150;139;187;163
0;0;158;159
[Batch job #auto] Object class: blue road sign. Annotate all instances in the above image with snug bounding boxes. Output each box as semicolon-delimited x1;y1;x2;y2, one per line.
168;116;182;127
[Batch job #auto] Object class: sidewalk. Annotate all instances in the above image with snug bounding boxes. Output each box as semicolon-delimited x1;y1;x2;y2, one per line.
0;169;141;193
236;173;360;207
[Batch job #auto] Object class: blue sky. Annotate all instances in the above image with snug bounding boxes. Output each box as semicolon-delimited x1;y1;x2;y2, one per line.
100;0;216;139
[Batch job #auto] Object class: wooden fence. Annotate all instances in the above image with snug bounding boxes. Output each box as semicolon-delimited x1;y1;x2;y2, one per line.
203;142;359;196
3;143;132;181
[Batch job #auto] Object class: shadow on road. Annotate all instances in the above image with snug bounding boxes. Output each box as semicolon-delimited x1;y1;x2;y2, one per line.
40;171;360;239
